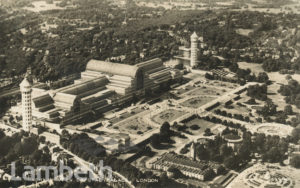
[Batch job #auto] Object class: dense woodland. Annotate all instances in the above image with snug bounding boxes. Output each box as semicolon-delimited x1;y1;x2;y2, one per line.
0;130;55;187
278;79;300;109
0;0;300;83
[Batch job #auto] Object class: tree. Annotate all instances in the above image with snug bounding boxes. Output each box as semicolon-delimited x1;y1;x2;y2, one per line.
222;127;231;135
30;150;43;165
224;156;240;170
290;155;300;168
196;144;209;160
263;147;283;163
291;115;300;127
39;136;46;144
42;146;49;153
22;137;38;155
0;130;4;140
284;105;293;115
291;125;300;143
275;112;287;124
167;167;183;178
245;116;250;122
220;144;233;158
229;63;239;73
160;122;170;136
205;73;213;79
247;84;268;101
190;124;200;130
204;128;213;136
215;109;221;114
160;122;171;142
246;98;256;104
257;72;269;83
254;133;265;151
238;143;251;161
286;74;292;81
259;100;277;117
150;134;161;148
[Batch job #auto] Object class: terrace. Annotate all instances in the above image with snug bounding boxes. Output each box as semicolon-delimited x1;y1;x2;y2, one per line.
152;109;187;124
181;96;216;109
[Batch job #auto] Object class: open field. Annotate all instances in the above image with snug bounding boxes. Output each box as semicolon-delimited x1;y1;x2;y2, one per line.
237;62;300;113
268;72;300;85
181;96;216;109
152;109;187;124
237;62;300;84
267;72;300;113
237;62;264;75
267;82;288;112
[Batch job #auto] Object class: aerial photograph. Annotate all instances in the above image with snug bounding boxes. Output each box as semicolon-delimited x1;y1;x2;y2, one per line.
0;0;300;187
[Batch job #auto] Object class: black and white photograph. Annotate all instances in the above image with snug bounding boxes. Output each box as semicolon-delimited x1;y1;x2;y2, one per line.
0;0;300;187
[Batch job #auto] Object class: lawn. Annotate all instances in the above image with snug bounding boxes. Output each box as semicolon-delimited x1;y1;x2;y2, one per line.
181;96;216;109
267;82;287;111
216;102;251;114
185;118;216;134
237;62;264;75
152;109;187;124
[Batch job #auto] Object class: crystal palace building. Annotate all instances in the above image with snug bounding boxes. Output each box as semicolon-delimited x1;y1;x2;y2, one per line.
13;58;182;127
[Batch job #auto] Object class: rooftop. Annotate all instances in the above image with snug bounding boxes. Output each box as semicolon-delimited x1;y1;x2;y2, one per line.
86;59;140;78
191;32;198;39
20;77;32;88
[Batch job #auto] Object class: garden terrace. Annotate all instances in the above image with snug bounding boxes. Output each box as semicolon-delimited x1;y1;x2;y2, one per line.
181;96;217;109
152;109;187;124
111;116;155;136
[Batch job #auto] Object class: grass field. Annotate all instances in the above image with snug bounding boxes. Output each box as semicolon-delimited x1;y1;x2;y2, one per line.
237;62;264;75
237;62;300;113
185;118;216;135
217;103;251;114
